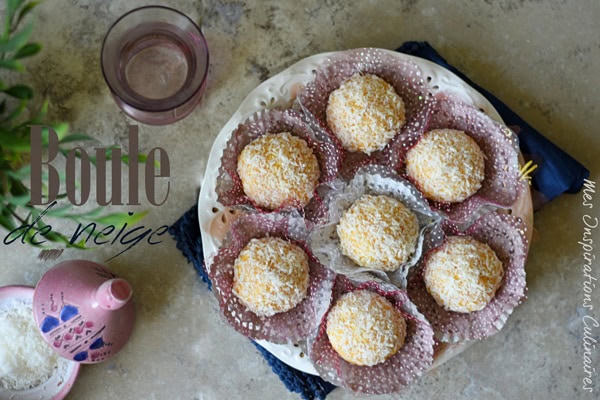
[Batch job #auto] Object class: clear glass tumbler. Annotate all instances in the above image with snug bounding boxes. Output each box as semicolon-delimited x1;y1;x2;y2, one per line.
101;6;209;125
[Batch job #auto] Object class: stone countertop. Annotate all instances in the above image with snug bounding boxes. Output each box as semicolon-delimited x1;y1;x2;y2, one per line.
1;0;599;399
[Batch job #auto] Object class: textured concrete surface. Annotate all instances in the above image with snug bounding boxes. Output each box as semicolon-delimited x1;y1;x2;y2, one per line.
0;0;599;399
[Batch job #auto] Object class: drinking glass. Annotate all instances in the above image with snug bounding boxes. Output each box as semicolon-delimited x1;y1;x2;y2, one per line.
101;6;209;125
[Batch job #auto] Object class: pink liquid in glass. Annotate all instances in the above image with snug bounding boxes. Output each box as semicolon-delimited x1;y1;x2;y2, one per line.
101;7;209;125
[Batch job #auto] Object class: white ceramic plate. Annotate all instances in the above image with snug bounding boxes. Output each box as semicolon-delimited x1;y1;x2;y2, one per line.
198;49;533;375
0;285;80;400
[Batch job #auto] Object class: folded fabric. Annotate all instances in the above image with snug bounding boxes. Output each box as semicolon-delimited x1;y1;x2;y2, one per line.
397;41;590;210
170;42;590;400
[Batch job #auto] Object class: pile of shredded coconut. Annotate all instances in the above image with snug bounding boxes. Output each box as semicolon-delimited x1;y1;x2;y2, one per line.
0;302;59;390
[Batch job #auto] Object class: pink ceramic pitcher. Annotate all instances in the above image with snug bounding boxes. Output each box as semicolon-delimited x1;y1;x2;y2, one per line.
33;260;135;363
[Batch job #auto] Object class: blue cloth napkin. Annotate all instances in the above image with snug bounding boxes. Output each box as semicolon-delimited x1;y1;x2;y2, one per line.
169;42;590;399
398;41;590;208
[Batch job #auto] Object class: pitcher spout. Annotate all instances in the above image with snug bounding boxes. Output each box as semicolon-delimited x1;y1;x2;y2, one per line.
96;278;132;310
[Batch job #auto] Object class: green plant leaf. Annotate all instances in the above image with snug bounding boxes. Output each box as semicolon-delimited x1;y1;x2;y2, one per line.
27;98;48;123
50;122;69;141
26;215;78;248
2;99;27;122
0;59;24;72
91;210;148;226
0;208;17;231
37;230;67;245
3;84;33;99
5;164;30;180
9;177;28;197
43;205;74;218
82;147;110;166
37;123;68;146
0;129;29;151
49;232;86;248
70;207;104;220
2;193;30;206
45;207;103;222
121;153;157;166
15;2;41;28
6;0;25;27
0;22;33;52
15;42;40;58
59;133;96;144
104;148;155;166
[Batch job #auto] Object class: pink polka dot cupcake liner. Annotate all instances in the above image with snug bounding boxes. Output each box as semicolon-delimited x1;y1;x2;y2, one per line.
407;211;528;342
308;276;434;394
209;212;335;343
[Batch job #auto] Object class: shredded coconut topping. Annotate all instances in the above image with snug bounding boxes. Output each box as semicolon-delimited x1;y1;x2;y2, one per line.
232;237;310;317
337;194;419;271
326;74;406;154
0;302;59;390
237;132;321;210
406;129;485;203
326;290;407;366
424;236;504;313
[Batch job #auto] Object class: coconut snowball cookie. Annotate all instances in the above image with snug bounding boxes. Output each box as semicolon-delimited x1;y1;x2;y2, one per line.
405;129;485;203
326;74;406;154
326;290;407;366
337;194;419;271
232;237;310;317
237;132;320;210
310;277;435;394
424;236;504;313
